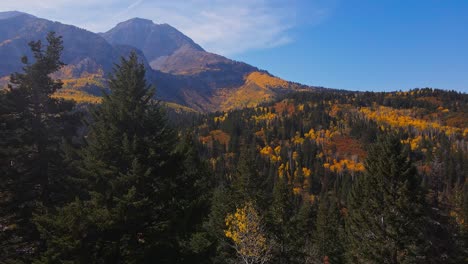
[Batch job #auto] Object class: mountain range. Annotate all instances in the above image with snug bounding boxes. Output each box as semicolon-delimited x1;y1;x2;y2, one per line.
0;11;316;112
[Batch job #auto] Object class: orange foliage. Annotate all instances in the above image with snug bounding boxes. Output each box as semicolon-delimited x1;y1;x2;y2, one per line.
329;135;367;159
245;72;289;90
274;100;296;115
199;130;231;146
445;114;468;128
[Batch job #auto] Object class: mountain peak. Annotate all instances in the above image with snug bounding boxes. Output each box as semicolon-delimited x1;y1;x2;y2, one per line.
0;11;35;20
102;18;204;65
120;17;155;26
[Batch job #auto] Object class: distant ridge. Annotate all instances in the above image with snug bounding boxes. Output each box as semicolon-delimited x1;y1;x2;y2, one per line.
0;12;317;112
0;11;34;20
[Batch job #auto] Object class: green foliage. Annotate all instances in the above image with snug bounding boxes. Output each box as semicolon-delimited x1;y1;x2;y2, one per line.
34;52;211;263
0;32;78;263
316;192;345;263
346;134;429;263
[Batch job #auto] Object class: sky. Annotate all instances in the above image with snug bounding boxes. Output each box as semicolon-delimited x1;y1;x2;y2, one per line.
0;0;467;92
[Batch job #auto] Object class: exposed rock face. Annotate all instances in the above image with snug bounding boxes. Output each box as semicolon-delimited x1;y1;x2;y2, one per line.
0;12;316;112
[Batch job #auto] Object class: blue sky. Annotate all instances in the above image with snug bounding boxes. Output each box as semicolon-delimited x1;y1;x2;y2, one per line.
0;0;467;92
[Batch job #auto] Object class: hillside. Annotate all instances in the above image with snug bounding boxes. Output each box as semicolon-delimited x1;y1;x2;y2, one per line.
0;12;316;112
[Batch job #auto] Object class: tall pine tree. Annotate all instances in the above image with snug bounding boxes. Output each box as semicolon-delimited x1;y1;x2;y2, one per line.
316;192;345;263
0;32;77;263
346;134;428;263
35;52;208;263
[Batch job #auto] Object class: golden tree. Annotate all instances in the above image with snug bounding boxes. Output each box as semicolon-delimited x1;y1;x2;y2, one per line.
225;202;272;264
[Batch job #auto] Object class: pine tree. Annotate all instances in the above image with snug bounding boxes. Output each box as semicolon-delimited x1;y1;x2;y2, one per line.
289;202;318;264
232;145;267;207
0;32;77;263
267;175;294;264
172;133;214;264
346;134;429;263
316;192;345;263
203;186;237;264
34;51;206;263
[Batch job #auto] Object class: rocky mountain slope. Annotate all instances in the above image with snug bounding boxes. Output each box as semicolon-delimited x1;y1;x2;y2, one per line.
0;11;315;112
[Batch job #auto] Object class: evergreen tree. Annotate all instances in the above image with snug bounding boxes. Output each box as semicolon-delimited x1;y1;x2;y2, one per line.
203;186;237;264
316;192;345;263
232;145;267;207
346;134;429;263
34;52;206;263
172;133;214;264
0;32;77;263
267;175;296;264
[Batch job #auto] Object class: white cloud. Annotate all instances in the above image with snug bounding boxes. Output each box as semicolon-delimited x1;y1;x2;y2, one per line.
0;0;331;55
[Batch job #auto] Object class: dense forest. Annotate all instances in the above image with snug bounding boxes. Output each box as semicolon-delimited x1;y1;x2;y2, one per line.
1;33;467;264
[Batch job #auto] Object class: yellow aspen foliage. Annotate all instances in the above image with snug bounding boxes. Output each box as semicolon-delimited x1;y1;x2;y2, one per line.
292;132;305;145
260;145;280;162
270;155;281;163
316;152;324;159
305;128;316;139
292;151;299;161
252;112;277;122
52;90;102;104
225;202;271;264
323;159;365;173
401;135;422;151
214;113;228;122
360;106;464;138
293;187;302;195
260;146;274;156
302;167;312;177
274;145;281;156
278;163;285;178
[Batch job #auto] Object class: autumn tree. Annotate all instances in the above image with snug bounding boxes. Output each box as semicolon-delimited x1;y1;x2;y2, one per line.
225;201;272;264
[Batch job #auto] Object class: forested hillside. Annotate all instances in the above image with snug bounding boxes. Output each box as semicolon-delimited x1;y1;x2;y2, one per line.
184;88;468;263
1;33;467;263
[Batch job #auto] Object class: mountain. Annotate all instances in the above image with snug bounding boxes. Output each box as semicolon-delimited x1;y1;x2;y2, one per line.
0;12;315;112
0;11;33;20
101;18;204;68
0;12;132;77
102;18;314;111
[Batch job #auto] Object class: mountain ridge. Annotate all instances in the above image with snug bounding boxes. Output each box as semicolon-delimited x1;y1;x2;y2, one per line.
0;12;317;112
